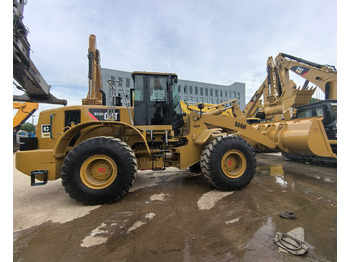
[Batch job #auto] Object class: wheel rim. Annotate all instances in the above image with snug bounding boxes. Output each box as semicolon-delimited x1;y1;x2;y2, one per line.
80;154;117;189
221;149;247;178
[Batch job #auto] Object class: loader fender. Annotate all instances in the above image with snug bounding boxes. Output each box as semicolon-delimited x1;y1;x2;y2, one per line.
194;128;223;145
53;121;151;158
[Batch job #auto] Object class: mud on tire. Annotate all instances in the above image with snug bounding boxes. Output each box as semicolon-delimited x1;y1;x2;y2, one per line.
61;136;137;205
200;134;256;191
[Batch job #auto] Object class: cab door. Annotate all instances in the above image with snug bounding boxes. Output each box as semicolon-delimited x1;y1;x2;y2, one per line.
147;75;171;125
133;74;171;126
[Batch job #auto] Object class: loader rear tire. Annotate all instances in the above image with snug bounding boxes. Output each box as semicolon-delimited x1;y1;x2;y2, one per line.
200;134;256;191
61;137;137;205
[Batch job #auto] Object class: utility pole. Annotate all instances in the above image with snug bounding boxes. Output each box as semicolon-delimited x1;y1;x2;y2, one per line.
32;115;36;125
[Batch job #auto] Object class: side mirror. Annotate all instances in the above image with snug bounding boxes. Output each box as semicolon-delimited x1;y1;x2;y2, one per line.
198;103;205;110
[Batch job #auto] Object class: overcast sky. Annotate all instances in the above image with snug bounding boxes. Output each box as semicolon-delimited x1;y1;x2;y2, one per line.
11;0;339;124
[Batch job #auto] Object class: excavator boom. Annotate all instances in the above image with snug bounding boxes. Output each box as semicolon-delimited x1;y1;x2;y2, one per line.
275;53;337;99
13;0;67;105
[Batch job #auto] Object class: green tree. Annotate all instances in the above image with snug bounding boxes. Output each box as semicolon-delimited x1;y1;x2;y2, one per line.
20;122;36;133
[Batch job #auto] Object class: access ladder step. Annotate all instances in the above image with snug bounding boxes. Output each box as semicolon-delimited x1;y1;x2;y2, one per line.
31;170;48;186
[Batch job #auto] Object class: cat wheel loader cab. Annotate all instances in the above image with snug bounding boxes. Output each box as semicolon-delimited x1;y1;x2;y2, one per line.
132;72;184;131
16;70;265;205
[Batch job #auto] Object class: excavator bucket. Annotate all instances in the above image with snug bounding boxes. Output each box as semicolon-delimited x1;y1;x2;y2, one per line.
289;87;316;107
254;117;336;158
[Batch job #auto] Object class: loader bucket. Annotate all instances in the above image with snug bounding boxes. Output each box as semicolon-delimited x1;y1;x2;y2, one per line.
254;117;336;158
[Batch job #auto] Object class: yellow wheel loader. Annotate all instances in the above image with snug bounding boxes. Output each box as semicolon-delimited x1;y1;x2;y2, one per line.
15;70;336;205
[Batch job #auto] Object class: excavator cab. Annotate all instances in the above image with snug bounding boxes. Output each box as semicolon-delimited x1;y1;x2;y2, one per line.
295;99;337;142
132;72;184;131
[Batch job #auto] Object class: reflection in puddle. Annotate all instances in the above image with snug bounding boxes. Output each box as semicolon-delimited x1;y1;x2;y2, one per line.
274;176;287;188
324;178;335;183
256;166;284;176
256;166;287;188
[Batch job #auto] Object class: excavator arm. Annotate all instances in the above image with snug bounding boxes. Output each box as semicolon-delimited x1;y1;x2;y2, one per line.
13;0;67;105
275;53;337;99
82;34;103;105
13;102;38;132
243;55;315;121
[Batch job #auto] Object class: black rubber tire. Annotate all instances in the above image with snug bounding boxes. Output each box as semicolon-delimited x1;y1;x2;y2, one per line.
189;161;202;173
200;134;256;191
61;136;137;205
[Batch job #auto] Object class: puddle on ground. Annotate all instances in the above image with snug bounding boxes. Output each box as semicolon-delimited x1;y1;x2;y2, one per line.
197;190;233;210
256;166;284;176
243;217;280;261
256;166;287;188
127;213;156;233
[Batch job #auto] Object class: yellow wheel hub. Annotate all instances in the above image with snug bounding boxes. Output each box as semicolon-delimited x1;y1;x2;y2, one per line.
80;155;117;189
221;149;247;178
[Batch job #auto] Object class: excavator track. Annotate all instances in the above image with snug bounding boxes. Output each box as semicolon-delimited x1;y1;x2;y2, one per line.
282;152;337;168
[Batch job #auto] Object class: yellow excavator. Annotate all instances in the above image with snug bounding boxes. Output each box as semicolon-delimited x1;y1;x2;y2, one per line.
243;55;316;121
244;53;337;164
272;53;337;164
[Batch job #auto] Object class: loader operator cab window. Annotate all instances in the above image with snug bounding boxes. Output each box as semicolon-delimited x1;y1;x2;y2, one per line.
150;76;166;102
134;75;144;101
132;72;184;130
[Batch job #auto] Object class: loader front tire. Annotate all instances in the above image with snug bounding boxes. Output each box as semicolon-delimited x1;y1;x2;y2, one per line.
61;137;137;205
200;135;256;191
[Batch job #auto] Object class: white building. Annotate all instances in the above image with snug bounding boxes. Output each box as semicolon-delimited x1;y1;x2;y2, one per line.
101;68;246;109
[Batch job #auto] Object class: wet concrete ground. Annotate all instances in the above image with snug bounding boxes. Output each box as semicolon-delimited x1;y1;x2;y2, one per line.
13;153;337;261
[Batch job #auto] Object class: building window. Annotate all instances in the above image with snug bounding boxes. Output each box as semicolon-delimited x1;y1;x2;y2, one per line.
233;91;236;98
210;98;213;104
195;97;198;102
220;90;223;97
118;77;123;87
126;78;130;88
228;91;231;98
190;96;193;102
200;98;203;102
205;88;208;96
184;85;187;94
178;85;181;93
200;87;203;96
210;89;213;96
215;90;218;97
215;99;218;104
195;86;198;95
111;76;115;80
237;92;240;99
183;95;187;101
225;91;227;97
205;98;208;103
189;86;193;95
